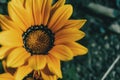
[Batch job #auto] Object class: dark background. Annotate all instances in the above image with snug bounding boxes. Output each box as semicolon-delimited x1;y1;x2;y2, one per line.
0;0;120;80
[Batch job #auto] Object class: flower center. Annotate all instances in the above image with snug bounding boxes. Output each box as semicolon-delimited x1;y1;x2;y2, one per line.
22;25;54;55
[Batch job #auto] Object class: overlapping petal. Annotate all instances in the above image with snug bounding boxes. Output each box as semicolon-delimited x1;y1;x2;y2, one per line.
48;5;73;32
56;41;88;56
14;65;32;80
41;0;52;25
8;2;31;31
41;71;57;80
32;0;42;25
0;30;23;47
24;0;34;25
0;73;14;80
49;45;73;61
0;65;32;80
11;0;25;6
7;47;30;67
63;19;87;29
0;15;22;32
2;60;16;74
0;46;15;59
28;55;46;70
51;0;65;15
47;54;62;78
55;28;85;44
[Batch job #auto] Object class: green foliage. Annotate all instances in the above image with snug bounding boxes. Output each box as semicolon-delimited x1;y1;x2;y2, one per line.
0;60;4;74
0;0;7;3
61;62;80;80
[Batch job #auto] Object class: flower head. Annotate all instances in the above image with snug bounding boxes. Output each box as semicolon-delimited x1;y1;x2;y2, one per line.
0;61;57;80
0;0;88;79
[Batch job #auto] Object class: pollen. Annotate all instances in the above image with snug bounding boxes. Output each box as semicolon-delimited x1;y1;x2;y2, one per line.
22;25;54;55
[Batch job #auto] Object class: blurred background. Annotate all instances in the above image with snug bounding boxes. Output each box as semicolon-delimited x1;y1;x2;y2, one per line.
0;0;120;80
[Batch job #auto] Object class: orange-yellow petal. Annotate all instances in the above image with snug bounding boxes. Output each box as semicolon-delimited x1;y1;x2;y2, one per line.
14;65;32;80
11;0;25;7
55;28;85;44
0;30;23;47
0;73;14;80
56;41;88;56
48;5;73;32
0;15;22;32
0;46;15;59
8;2;31;31
7;47;30;67
2;60;17;75
63;19;87;29
47;54;62;78
51;0;65;15
49;45;73;61
32;0;42;25
28;55;46;70
41;71;57;80
41;0;52;25
24;0;34;25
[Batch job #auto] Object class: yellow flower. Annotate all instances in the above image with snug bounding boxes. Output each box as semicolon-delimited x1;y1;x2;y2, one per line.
0;61;57;80
0;0;88;79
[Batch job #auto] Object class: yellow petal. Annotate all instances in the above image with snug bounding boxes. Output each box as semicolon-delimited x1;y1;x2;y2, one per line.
63;19;87;29
14;65;32;80
2;60;17;75
24;0;34;25
0;15;22;32
0;46;15;59
7;47;30;67
51;0;65;15
49;45;73;61
0;73;14;80
28;55;46;70
48;5;73;32
41;71;57;80
47;54;62;78
41;0;52;25
11;0;25;7
55;28;85;44
56;41;88;56
8;2;31;31
0;30;23;47
32;0;42;25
